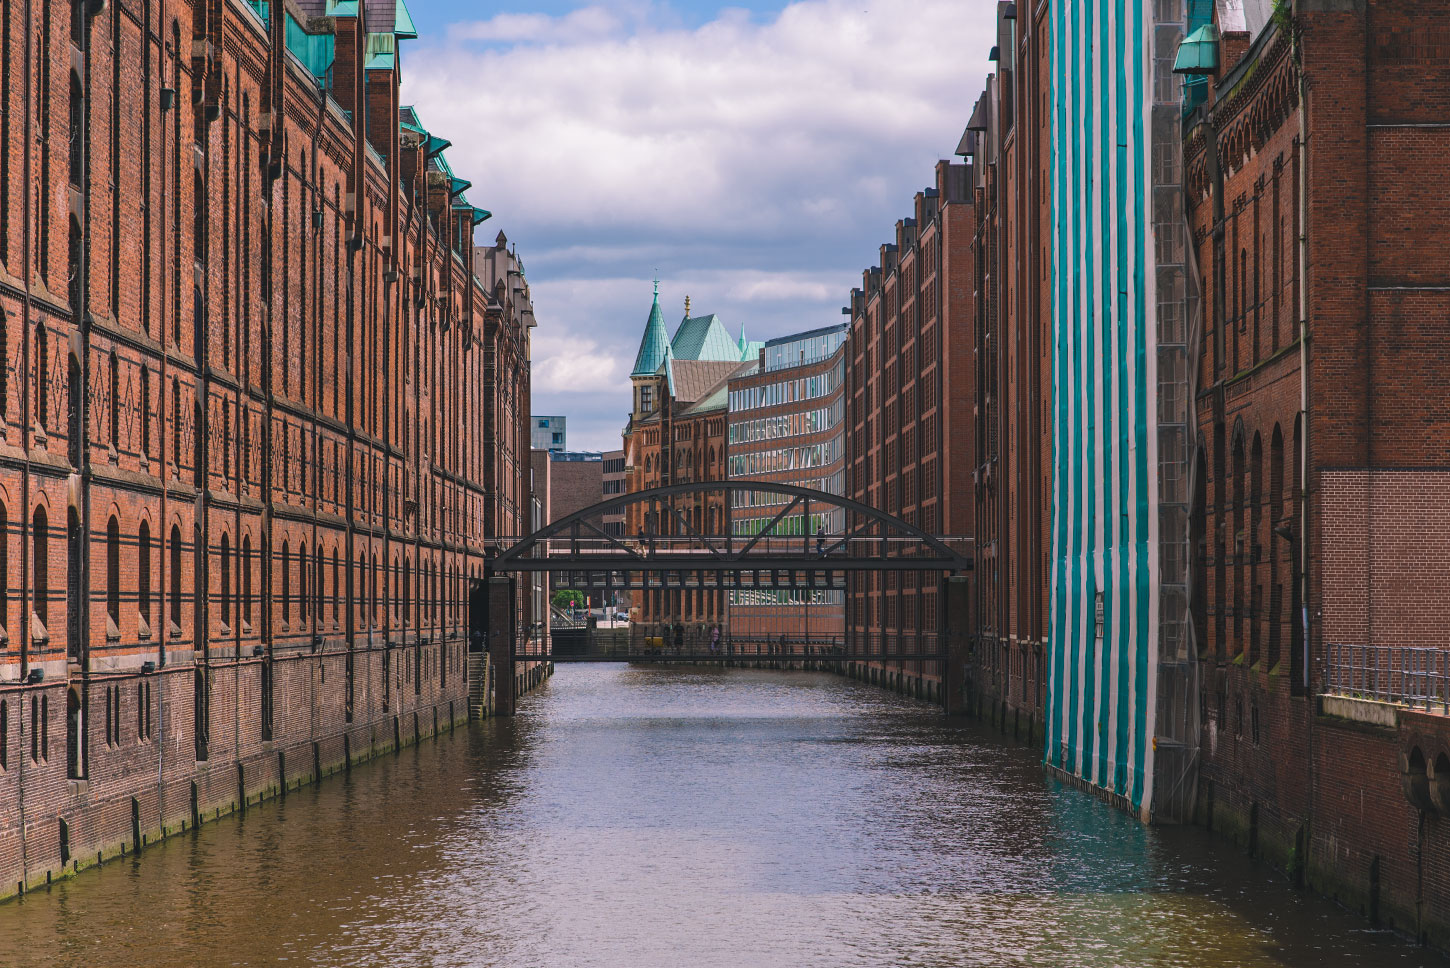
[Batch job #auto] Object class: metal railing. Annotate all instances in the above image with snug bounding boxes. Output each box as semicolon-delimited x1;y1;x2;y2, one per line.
1326;644;1450;714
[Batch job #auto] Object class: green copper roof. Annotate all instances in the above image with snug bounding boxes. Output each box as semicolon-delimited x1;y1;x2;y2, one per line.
671;313;746;362
631;280;670;377
285;12;335;80
393;0;418;39
1173;24;1220;74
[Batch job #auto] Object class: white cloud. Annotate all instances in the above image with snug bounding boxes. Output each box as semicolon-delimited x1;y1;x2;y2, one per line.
399;0;994;452
404;0;991;239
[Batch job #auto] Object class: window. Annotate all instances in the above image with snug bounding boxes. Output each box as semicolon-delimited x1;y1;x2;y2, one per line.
108;351;118;450
35;323;48;429
138;521;150;628
220;534;230;628
105;515;119;627
314;545;323;625
169;525;182;629
280;541;290;625
32;506;48;626
68;77;82;188
242;536;252;627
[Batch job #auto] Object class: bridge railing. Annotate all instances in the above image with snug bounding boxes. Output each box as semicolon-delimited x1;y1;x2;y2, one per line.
1326;643;1450;714
541;622;942;663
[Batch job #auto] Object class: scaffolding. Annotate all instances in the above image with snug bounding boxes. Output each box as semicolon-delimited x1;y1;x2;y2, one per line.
1150;0;1204;824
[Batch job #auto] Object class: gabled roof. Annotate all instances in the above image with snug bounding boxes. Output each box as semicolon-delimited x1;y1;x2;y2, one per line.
631;282;670;377
665;359;743;406
681;360;755;415
671;313;747;362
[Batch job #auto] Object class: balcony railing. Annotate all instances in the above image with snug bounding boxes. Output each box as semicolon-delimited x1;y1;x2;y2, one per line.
1326;643;1450;714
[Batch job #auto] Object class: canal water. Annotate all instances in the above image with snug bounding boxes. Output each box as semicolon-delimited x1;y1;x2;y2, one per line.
1;665;1443;968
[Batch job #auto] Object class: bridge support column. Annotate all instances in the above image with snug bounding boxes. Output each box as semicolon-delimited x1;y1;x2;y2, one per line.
942;576;971;715
486;576;518;717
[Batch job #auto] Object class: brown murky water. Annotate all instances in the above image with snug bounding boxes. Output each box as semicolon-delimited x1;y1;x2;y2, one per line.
0;665;1443;967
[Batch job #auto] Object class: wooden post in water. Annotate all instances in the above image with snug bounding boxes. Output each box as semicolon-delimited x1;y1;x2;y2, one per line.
487;576;518;717
942;576;971;715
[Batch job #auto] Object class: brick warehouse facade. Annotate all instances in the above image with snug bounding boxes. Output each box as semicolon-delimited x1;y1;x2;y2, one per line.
960;1;1052;741
844;160;975;699
0;0;535;897
1182;0;1450;946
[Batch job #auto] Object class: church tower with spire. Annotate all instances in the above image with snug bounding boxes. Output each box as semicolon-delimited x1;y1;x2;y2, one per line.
630;276;670;422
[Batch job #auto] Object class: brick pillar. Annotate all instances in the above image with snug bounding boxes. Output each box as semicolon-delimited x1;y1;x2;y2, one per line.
486;576;517;717
942;575;971;715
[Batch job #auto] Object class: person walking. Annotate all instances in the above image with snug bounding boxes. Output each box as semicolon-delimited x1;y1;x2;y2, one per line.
710;624;721;654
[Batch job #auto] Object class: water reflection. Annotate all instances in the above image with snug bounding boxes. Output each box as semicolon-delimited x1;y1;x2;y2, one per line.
1;665;1441;968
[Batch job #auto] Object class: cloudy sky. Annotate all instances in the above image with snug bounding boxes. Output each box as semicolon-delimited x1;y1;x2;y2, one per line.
400;0;994;452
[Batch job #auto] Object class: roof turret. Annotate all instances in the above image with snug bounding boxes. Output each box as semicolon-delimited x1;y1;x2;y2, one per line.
631;277;670;377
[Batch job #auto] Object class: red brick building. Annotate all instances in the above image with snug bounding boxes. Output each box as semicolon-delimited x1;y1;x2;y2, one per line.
961;2;1052;738
622;288;757;632
0;0;533;896
845;161;975;700
1183;0;1450;945
724;325;847;647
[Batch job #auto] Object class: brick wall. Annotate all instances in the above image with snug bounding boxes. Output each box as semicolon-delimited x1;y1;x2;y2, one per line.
0;0;531;896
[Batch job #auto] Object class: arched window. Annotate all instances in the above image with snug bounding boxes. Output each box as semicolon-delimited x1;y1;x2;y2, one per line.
105;515;120;626
68;76;82;188
65;688;81;779
34;322;48;430
403;557;411;625
219;533;231;628
138;520;151;628
1269;425;1285;674
299;542;309;622
170;525;182;629
313;544;323;625
171;379;181;471
331;550;339;624
0;503;7;635
372;553;380;621
31;507;49;630
280;541;290;625
1249;433;1264;670
108;350;118;450
242;535;252;627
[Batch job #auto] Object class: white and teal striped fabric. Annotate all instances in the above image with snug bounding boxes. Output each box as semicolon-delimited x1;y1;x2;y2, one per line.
1046;0;1163;821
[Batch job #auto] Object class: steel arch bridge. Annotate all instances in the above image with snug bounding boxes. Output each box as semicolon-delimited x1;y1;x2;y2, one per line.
471;482;974;713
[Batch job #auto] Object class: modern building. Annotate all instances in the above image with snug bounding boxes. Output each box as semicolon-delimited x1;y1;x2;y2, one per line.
725;325;848;647
622;285;760;632
531;416;567;453
0;0;535;897
845;162;976;698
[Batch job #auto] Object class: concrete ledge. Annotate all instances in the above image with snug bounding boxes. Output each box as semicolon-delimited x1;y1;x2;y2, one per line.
1319;693;1401;729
